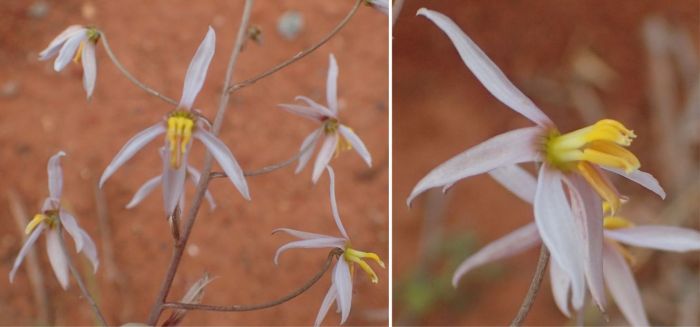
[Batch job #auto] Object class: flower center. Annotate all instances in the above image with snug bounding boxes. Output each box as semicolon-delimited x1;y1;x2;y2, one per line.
166;109;196;169
343;245;385;284
25;211;59;234
72;27;101;64
545;119;639;213
323;118;340;135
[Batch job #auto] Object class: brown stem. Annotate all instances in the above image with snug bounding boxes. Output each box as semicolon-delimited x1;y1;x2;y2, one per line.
162;249;341;312
226;0;363;93
57;224;108;326
100;33;178;105
511;246;550;326
145;1;255;325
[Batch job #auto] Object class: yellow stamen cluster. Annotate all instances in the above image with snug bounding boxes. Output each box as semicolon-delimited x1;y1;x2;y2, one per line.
25;212;59;234
545;119;640;213
343;246;385;284
166;110;196;169
323;119;353;158
603;216;635;230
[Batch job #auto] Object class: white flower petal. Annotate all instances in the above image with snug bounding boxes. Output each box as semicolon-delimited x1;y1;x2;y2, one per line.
79;229;99;273
407;127;542;206
487;164;536;204
603;241;649;326
273;228;340;241
416;8;552;126
126;175;162;209
326;54;339;114
312;133;338;184
277;104;326;122
367;0;389;15
605;226;700;252
338;125;372;167
273;238;346;265
39;25;84;60
326;167;349;239
549;259;572;317
41;197;59;212
54;33;86;72
47;150;66;200
81;42;97;99
601;167;666;199
295;96;336;118
179;26;216;109
295;129;322;174
99;123;166;188
9;225;45;283
195;129;250;200
59;210;84;252
162;150;188;217
187;165;216;210
534;166;585;310
314;284;338;327
452;223;540;287
333;259;353;324
46;230;69;289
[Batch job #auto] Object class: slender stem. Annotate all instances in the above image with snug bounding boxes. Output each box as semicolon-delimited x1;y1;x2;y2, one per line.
100;33;178;105
226;0;363;93
511;246;550;326
211;135;316;178
162;249;341;312
145;1;254;325
57;224;108;326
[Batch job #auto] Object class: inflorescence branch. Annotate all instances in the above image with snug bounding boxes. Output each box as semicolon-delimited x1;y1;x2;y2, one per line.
510;245;550;326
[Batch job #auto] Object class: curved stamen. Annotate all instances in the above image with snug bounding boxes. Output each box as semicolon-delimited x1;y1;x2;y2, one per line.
343;247;385;284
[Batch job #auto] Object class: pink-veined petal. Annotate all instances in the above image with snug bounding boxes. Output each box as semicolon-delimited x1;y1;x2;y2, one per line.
296;96;335;118
565;175;606;310
39;25;84;60
274;238;346;265
534;166;585;310
126;175;162;209
59;210;84;252
326;54;339;114
9;225;45;283
187;165;216;210
417;8;553;126
487;164;537;204
99;123;166;188
603;241;649;326
179;26;216;109
46;230;69;289
601;167;666;199
338;125;372;167
314;284;338;327
452;223;540;287
194;129;250;200
549;258;572;317
326;167;349;239
277;103;326;122
333;259;353;324
79;229;99;273
81;42;97;99
407;127;542;206
54;33;86;71
312;133;338;184
162;150;188;217
296;129;322;174
605;226;700;252
47;151;66;199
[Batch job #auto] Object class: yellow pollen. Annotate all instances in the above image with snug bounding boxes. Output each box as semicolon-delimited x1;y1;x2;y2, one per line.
610;240;637;266
334;135;353;158
603;216;635;230
343;246;385;284
25;213;59;234
166;110;196;169
73;41;85;64
576;161;622;213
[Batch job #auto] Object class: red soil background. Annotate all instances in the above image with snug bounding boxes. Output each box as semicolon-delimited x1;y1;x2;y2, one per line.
0;1;388;325
394;0;698;326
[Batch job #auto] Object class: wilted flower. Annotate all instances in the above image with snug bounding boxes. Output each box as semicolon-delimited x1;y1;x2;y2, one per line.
99;26;249;217
409;8;666;311
274;167;384;326
364;0;389;15
9;151;99;289
278;54;372;183
39;25;100;99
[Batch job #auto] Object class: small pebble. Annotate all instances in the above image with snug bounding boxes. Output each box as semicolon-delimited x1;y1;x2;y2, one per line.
1;81;19;97
277;11;304;41
27;0;49;19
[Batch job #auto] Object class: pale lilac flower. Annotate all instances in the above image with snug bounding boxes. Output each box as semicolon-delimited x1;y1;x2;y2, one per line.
99;27;249;217
364;0;389;15
274;167;384;326
278;54;372;184
9;151;99;289
40;25;100;99
408;8;666;310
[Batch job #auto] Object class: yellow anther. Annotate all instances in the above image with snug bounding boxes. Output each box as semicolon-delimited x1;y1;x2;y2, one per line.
344;247;385;284
576;161;622;214
25;214;49;234
166;110;196;169
86;27;101;43
603;216;635;230
73;41;85;64
334;135;353;158
323;118;340;135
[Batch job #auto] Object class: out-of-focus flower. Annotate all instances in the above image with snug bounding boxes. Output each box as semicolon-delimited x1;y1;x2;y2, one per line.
278;54;372;183
9;151;99;289
99;27;249;217
409;8;666;312
364;0;389;15
39;25;100;99
274;167;384;326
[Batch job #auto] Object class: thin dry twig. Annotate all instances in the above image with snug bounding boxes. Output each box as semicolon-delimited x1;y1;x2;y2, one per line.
511;246;550;326
162;249;341;312
211;137;316;178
